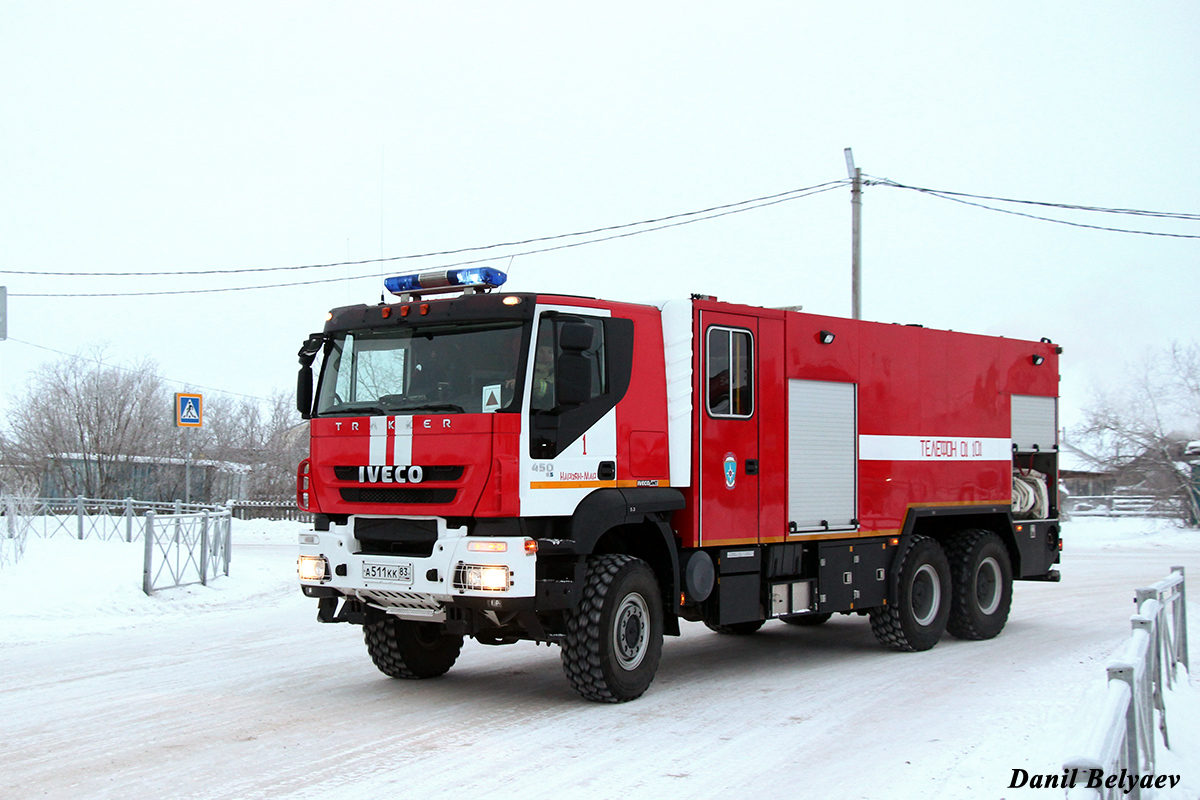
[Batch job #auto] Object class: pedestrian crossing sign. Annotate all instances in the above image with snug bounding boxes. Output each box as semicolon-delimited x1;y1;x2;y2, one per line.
175;393;203;427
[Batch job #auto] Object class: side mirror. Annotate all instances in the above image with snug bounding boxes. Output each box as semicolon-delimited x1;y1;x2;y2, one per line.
555;322;595;406
555;354;592;405
296;333;324;420
297;367;313;419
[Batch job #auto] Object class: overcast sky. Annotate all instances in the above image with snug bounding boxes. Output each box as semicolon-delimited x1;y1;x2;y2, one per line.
2;2;1197;431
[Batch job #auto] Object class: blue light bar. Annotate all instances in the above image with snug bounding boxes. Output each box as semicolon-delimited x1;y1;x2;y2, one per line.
384;267;508;295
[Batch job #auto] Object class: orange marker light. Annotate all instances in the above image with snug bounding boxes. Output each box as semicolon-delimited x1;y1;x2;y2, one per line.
524;539;538;555
467;541;507;553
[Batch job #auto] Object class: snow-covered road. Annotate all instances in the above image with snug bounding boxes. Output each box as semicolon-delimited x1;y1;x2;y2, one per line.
2;518;1198;799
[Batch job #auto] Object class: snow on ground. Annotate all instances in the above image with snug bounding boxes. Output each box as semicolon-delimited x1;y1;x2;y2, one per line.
0;517;1198;799
0;519;299;644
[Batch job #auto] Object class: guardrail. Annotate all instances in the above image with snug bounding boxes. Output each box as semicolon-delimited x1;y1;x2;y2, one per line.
1064;567;1189;800
1;496;232;595
142;508;232;594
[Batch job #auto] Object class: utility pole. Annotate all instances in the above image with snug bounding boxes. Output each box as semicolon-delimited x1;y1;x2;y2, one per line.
844;148;862;320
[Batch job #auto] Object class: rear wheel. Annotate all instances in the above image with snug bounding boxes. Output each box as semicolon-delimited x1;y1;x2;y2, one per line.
561;554;664;703
869;535;951;652
946;529;1013;640
781;612;832;627
364;613;463;679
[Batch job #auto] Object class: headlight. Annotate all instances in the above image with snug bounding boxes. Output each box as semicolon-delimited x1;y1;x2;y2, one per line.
298;554;329;582
454;563;511;592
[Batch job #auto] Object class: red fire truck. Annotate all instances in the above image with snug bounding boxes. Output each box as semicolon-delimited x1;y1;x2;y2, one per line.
295;267;1061;702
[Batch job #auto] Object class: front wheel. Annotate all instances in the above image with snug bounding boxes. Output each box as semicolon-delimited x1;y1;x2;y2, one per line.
561;554;664;703
364;612;463;679
869;535;951;652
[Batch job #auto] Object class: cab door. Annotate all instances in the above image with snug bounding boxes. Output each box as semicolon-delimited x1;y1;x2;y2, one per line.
699;311;759;546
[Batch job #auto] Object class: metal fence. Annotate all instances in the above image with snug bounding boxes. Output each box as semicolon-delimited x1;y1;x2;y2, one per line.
1064;567;1189;800
1;494;34;568
1066;495;1186;519
1;496;232;594
228;499;310;522
141;508;232;594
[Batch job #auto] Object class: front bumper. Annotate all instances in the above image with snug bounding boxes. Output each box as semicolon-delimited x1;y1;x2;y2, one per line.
297;516;538;622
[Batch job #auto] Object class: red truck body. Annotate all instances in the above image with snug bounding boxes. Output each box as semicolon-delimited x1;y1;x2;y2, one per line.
296;279;1061;702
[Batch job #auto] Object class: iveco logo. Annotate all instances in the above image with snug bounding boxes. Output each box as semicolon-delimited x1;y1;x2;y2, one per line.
357;465;424;484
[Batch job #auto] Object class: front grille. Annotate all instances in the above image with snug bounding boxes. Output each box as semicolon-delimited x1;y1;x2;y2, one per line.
355;517;438;557
334;465;464;482
340;487;457;504
359;538;436;557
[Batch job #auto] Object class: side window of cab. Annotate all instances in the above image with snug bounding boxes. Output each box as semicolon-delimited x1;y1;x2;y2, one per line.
529;311;630;459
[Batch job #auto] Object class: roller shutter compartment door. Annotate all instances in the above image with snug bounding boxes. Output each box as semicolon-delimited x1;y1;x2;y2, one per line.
788;379;857;533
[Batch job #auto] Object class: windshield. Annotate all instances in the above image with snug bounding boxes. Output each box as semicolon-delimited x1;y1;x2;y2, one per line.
315;321;528;416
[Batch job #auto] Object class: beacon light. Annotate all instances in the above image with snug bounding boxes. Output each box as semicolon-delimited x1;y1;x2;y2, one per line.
384;267;508;295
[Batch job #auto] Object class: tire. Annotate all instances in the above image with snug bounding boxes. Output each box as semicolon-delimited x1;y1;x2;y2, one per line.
561;554;664;703
704;619;765;635
945;529;1013;640
363;613;463;679
781;612;832;627
869;535;951;652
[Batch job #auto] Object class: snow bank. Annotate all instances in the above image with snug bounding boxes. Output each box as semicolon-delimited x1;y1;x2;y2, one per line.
1153;667;1200;800
1066;516;1200;552
0;518;307;645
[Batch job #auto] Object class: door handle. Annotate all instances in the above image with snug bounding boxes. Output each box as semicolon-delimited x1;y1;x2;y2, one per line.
745;459;759;475
598;461;616;481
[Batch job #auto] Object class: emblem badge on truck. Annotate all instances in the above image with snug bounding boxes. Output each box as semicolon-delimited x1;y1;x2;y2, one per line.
723;454;737;490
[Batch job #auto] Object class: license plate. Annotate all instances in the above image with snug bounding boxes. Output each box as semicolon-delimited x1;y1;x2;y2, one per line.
362;561;413;584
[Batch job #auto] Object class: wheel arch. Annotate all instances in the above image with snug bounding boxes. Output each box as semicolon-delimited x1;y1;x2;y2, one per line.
902;507;1021;578
569;488;684;636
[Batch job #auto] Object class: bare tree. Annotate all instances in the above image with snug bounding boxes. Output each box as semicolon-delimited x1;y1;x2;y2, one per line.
2;347;178;497
2;348;308;503
1078;341;1200;520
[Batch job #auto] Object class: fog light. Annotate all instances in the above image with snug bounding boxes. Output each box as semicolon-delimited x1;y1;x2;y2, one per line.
298;555;328;582
453;563;511;592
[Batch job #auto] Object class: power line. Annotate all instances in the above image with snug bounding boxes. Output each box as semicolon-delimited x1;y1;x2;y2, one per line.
867;177;1200;220
868;177;1200;239
4;337;269;401
9;182;847;298
1;182;848;279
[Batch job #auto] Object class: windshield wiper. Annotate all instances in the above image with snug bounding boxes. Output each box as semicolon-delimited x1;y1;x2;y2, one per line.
319;404;389;416
386;403;466;414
